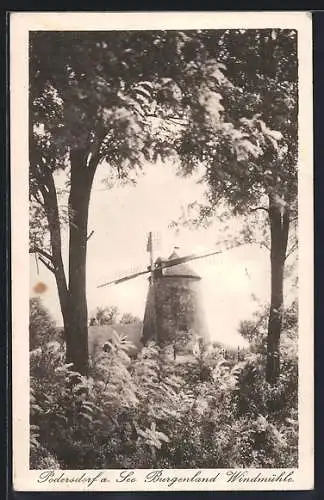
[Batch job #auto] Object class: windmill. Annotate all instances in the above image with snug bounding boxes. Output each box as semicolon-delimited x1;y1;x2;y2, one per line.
97;232;225;350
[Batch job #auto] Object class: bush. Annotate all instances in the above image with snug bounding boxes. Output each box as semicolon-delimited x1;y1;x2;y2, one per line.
29;297;58;350
30;326;298;469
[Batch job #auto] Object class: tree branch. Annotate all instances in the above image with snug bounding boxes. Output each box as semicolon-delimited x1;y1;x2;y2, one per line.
165;116;187;126
87;230;95;241
30;163;53;206
281;207;290;260
29;247;53;262
251;206;269;213
259;241;271;251
38;254;55;274
146;113;187;126
30;190;45;207
285;242;298;260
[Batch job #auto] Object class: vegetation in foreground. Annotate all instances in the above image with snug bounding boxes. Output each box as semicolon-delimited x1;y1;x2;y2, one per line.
30;300;298;470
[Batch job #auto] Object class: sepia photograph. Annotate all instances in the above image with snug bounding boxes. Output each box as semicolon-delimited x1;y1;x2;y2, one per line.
11;12;313;491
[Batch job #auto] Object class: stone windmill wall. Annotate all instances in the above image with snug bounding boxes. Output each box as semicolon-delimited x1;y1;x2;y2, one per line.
142;251;209;348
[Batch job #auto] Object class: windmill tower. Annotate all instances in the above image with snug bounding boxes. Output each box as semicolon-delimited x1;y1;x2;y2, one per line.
142;248;209;347
97;232;225;353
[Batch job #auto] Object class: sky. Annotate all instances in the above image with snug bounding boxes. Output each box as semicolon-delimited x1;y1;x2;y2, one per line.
30;160;296;348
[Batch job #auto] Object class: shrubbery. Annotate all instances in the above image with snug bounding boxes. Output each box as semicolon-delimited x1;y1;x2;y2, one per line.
29;297;59;350
30;310;298;469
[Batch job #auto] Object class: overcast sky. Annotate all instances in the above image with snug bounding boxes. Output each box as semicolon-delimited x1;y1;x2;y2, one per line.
30;160;296;348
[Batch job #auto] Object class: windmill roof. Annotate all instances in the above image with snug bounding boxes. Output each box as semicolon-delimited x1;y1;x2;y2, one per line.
161;251;201;279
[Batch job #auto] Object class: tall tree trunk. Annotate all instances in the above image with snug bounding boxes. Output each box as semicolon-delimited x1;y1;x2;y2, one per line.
266;195;289;385
34;167;69;340
30;132;69;332
45;175;69;328
65;150;97;375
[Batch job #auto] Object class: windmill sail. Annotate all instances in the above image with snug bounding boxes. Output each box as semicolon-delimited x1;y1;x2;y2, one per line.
146;231;153;253
97;268;150;288
97;247;224;289
159;248;224;270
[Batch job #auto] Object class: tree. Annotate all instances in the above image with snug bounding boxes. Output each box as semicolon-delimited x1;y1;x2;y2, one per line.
30;30;244;375
29;31;192;374
166;29;298;384
29;297;57;350
30;33;149;374
120;312;142;325
90;306;120;326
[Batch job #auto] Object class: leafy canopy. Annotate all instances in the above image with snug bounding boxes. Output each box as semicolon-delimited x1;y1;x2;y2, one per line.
173;29;298;215
30;30;297;251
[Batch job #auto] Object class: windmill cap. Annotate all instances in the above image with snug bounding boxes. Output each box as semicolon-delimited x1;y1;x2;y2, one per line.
160;250;201;279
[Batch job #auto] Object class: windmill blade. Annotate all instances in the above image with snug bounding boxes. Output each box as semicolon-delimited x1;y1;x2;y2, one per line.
97;268;150;289
161;248;225;270
97;246;229;289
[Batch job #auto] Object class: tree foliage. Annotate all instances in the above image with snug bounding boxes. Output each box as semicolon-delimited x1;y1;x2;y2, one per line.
30;331;298;469
89;306;120;326
29;297;58;350
120;312;142;325
172;29;297;209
